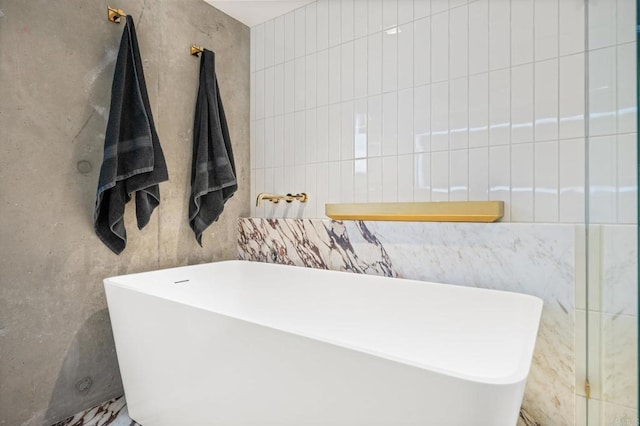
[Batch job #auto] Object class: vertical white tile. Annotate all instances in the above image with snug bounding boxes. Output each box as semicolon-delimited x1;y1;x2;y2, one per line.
511;63;534;144
354;37;368;99
511;143;534;222
431;151;450;201
255;24;265;71
382;92;398;156
469;0;489;75
293;165;306;196
382;156;398;202
368;32;383;95
489;68;510;146
431;11;449;83
368;0;383;34
414;17;431;86
255;69;265;120
382;0;398;30
328;161;341;203
414;84;431;153
254;167;265;217
588;0;617;50
255;119;265;168
328;104;341;161
398;154;415;201
618;0;636;44
398;88;414;154
382;30;398;93
294;57;306;111
274;63;284;116
294;111;306;165
450;77;469;150
432;0;449;15
398;23;414;90
414;152;431;201
250;166;256;217
306;110;317;164
306;3;317;54
342;0;355;42
534;0;558;61
284;61;294;114
617;42;637;134
317;49;329;107
449;149;468;201
414;0;430;19
398;0;414;24
559;138;585;223
431;81;449;152
316;106;329;162
354;158;368;202
250;27;256;73
329;0;342;47
534;58;559;142
341;101;355;160
559;53;585;140
264;66;274;118
329;46;341;104
284;12;295;62
559;0;585;56
264;117;274;167
284;113;294;166
534;140;559;222
368;95;383;157
511;0;534;66
304;163;317;218
489;145;510;220
469;72;489;148
306;54;317;109
489;0;510;70
316;162;329;217
355;0;369;39
263;167;274;215
317;0;329;51
295;8;306;58
450;0;467;8
589;47;617;137
274;115;284;168
368;157;383;201
354;99;368;158
449;5;468;79
617;133;638;224
264;20;275;68
469;147;489;200
341;41;355;101
250;113;255;171
340;160;355;202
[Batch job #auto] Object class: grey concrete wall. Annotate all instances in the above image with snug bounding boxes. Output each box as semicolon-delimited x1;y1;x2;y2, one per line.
0;1;249;424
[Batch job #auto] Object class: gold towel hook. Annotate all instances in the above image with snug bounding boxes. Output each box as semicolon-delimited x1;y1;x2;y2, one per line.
107;6;127;24
191;45;204;57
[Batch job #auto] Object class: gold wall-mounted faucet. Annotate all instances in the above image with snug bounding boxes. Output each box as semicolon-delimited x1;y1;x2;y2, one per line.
256;192;309;207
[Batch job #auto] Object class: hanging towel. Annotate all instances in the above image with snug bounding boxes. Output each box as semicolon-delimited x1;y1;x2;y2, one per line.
94;15;168;255
189;48;237;245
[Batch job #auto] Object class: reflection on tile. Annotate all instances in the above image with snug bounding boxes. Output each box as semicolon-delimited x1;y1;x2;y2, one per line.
52;396;139;426
601;313;638;409
238;218;577;425
601;225;638;316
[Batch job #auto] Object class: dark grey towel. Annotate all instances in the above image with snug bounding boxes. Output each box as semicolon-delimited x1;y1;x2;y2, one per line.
189;49;237;245
94;16;168;254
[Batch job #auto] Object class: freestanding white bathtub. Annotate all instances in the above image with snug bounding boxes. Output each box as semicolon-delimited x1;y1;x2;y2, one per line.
104;260;543;426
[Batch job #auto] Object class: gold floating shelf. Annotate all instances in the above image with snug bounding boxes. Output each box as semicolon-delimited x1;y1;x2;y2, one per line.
325;201;504;223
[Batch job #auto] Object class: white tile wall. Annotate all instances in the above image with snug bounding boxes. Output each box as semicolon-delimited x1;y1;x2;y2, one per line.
249;0;633;227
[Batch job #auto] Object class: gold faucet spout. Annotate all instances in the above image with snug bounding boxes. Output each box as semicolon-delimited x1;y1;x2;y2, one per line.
256;193;284;207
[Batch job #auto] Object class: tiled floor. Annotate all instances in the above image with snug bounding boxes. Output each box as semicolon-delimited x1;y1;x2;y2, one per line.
53;396;139;426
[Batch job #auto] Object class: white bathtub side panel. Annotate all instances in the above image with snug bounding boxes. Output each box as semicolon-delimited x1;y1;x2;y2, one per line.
105;285;525;426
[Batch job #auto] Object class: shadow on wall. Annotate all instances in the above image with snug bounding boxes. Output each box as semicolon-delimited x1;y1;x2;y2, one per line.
44;309;123;425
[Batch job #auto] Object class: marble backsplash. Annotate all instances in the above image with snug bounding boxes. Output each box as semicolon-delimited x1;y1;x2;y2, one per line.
238;218;579;426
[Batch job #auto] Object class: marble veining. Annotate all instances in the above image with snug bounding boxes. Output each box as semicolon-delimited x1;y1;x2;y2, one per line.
238;218;578;425
52;396;139;426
